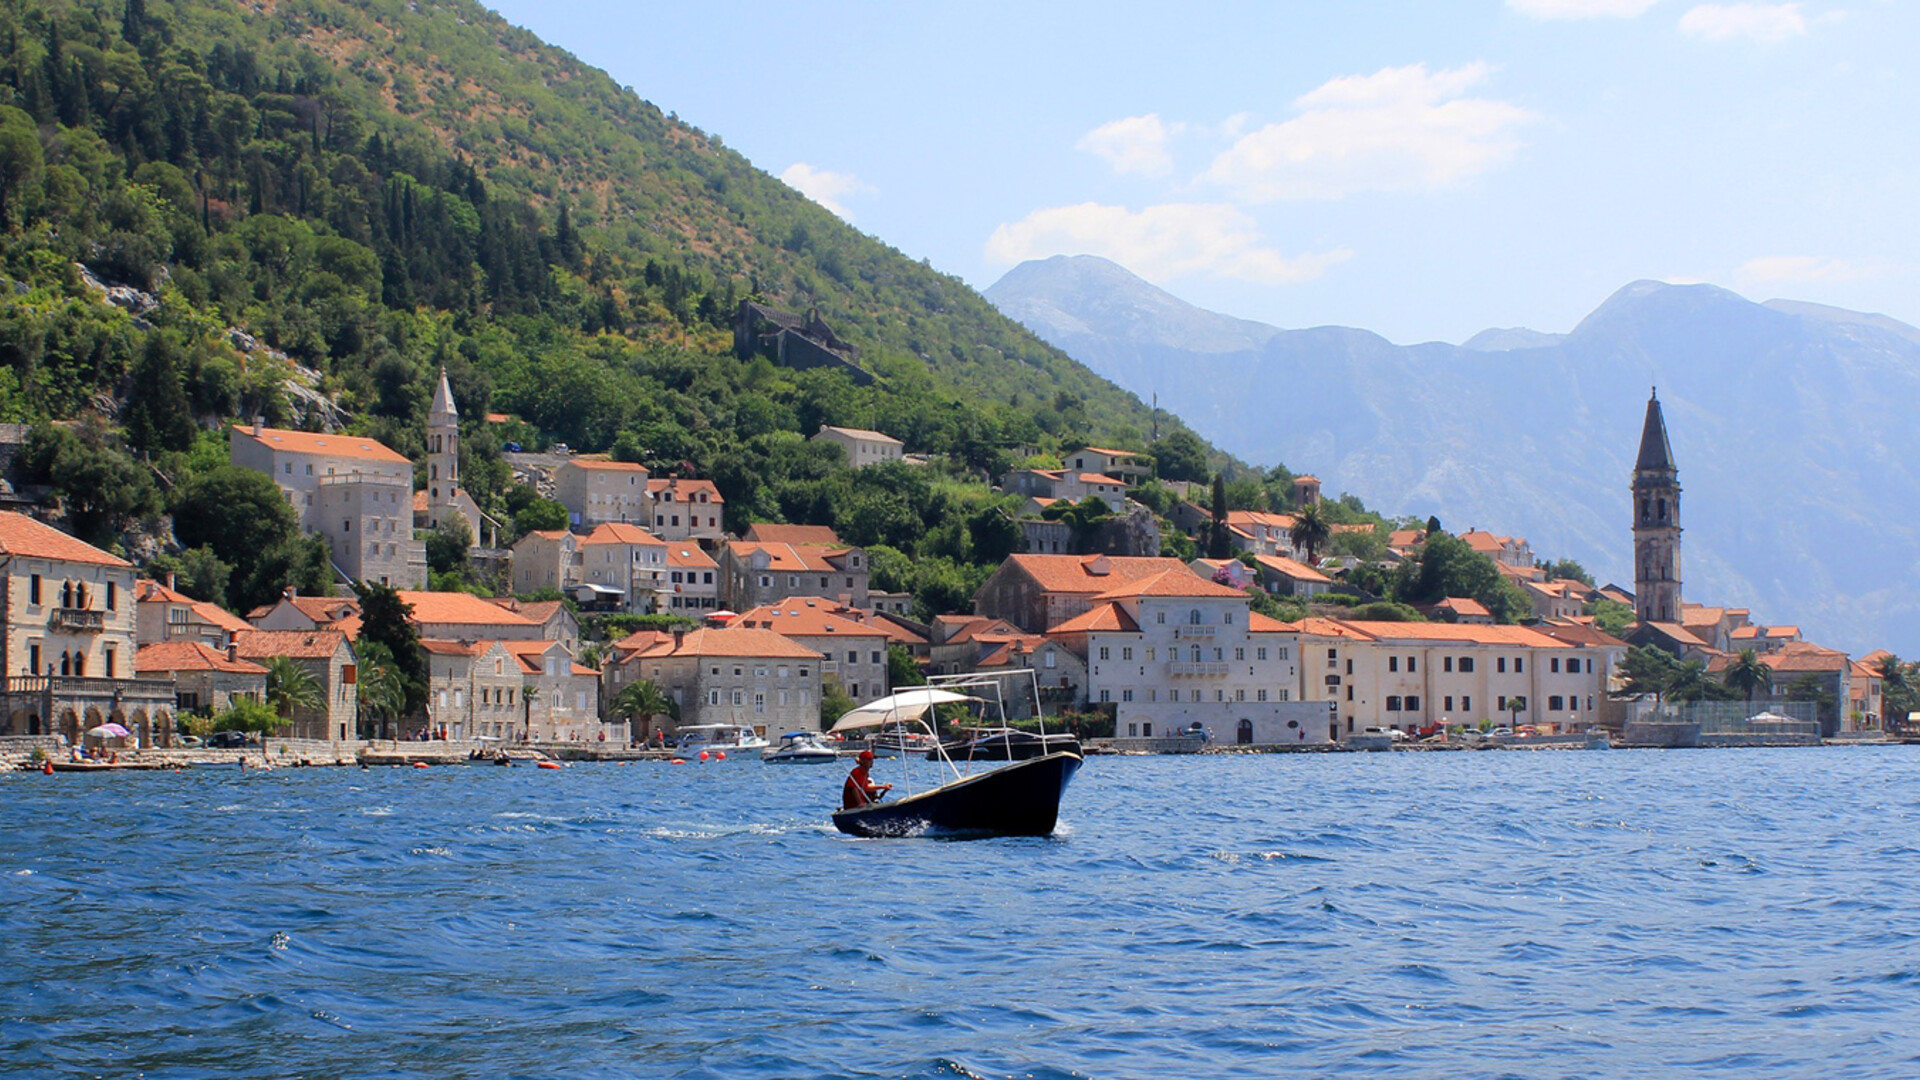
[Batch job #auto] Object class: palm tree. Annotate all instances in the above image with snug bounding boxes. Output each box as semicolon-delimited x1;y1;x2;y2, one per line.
1722;648;1773;709
354;640;406;741
1289;502;1332;566
264;656;323;728
614;680;676;742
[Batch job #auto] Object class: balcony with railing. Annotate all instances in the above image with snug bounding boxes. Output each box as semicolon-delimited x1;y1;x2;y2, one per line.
1168;661;1229;676
49;608;104;633
1172;625;1216;640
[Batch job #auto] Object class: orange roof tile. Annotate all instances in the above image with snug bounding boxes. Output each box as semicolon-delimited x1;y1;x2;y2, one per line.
1073;446;1142;458
1253;554;1331;583
486;598;570;625
1225;510;1297;530
0;512;129;567
816;425;902;444
233;425;409;464
735;597;892;638
561;458;648;473
396;591;540;628
609;626;822;661
582;522;665;547
1339;621;1569;647
647;478;725;502
666;545;718;569
421;638;492;657
1536;623;1628;649
232;628;350;660
1436;597;1491;617
1076;473;1126;486
727;541;847;572
1046;603;1141;635
1248;612;1297;633
743;524;842;546
134;641;268;675
999;554;1193;595
1095;568;1248;600
1292;618;1378;641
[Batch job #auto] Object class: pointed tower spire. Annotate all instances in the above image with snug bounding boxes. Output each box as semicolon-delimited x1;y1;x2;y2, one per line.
1635;389;1675;472
431;367;457;419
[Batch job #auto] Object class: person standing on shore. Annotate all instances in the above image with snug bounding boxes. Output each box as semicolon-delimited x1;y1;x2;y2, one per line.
842;749;891;809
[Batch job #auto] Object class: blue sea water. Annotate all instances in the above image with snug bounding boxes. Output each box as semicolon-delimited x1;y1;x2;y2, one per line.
6;748;1920;1079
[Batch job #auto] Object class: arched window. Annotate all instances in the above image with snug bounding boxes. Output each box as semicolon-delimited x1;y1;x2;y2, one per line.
1188;609;1202;625
1237;719;1253;745
1189;645;1201;662
60;581;73;608
59;652;71;676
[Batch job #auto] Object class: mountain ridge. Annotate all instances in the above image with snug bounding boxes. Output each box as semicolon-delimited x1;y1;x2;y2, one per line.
987;256;1920;657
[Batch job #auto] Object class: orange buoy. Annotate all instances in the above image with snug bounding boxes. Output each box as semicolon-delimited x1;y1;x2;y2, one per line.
715;751;726;761
41;760;53;775
669;757;686;765
698;750;710;761
537;760;562;770
412;761;429;769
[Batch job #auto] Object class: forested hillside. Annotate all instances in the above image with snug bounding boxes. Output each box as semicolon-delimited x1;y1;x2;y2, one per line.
0;0;1221;614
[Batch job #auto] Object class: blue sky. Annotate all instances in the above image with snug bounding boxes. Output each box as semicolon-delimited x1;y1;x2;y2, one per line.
484;0;1916;345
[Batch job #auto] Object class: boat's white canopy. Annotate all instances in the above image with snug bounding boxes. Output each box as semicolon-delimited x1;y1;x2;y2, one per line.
830;688;978;732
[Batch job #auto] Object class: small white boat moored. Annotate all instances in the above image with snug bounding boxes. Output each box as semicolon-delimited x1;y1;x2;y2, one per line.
761;731;841;764
674;724;768;758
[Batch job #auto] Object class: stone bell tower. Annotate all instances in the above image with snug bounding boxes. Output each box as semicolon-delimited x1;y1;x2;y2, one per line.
427;367;461;529
1632;389;1681;624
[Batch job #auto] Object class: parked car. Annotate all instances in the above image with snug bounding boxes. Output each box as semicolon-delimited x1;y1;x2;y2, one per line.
177;735;204;748
1362;726;1408;742
207;731;257;748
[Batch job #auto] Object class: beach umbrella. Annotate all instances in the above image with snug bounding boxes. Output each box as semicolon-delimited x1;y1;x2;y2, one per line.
85;722;131;739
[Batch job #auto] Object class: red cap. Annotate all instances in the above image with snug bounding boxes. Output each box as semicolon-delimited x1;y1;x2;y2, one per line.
857;749;875;763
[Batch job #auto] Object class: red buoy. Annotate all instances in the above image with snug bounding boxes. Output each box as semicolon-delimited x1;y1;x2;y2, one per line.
715;751;726;761
698;750;710;761
412;761;429;769
537;760;562;770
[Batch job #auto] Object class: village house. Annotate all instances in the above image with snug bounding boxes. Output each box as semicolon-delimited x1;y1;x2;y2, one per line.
484;599;580;653
577;522;670;613
1678;603;1753;652
229;422;425;588
732;597;892;703
1293;620;1611;741
1706;640;1856;736
0;512;175;745
601;627;823;742
664;543;721;615
502;638;604;743
811;425;906;469
1043;569;1323;746
246;591;363;638
1064;447;1150;486
134;641;267;719
1000;468;1131;514
422;639;523;742
1459;529;1534;569
508;529;581;598
925;614;1085;719
973;553;1198;634
1189;558;1256;591
647;478;725;542
1250;554;1332;598
553;458;651;528
1522;579;1595;622
231;628;358;742
720;537;869;611
1433;598;1494;625
135;577;252;648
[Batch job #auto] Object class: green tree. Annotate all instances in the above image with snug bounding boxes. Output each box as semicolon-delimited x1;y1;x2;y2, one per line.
23;421;160;548
887;644;925;689
1288;502;1332;566
354;639;406;740
820;675;858;728
514;497;570;535
612;679;677;730
1207;473;1231;560
0;106;43;227
1721;648;1773;708
122;334;197;455
1620;645;1679;703
425;516;473;577
1543;558;1594;586
1875;654;1916;727
1590;597;1634;636
215;697;285;737
1152;430;1209;484
359;583;427;719
172;464;300;602
264;656;324;720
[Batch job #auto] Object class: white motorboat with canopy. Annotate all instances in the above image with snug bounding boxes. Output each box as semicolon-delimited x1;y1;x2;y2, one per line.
826;673;1082;838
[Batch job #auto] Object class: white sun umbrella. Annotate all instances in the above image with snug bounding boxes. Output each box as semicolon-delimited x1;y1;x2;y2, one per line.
829;688;978;733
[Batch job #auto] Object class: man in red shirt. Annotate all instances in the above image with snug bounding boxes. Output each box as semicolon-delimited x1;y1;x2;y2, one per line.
842;749;891;809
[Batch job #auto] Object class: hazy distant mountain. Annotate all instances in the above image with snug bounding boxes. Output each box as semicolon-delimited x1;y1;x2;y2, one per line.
987;256;1920;657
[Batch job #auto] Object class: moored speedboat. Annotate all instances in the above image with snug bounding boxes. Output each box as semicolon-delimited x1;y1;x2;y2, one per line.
674;724;768;758
761;731;841;764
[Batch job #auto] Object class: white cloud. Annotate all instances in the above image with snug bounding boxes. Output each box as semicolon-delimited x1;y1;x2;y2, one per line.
1508;0;1661;17
1735;255;1889;283
1202;62;1535;202
1077;114;1184;177
779;163;872;221
1678;3;1807;42
984;201;1352;285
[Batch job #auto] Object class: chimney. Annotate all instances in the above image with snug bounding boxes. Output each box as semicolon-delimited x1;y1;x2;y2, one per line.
672;628;686;650
283;586;296;601
253;416;264;437
166;571;176;590
227;642;238;663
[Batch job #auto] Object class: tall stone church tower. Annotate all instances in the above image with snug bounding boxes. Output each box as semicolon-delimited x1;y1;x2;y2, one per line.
427;368;463;530
1632;389;1681;624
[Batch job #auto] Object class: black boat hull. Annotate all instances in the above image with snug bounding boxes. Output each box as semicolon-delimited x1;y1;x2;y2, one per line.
832;752;1083;838
925;733;1081;761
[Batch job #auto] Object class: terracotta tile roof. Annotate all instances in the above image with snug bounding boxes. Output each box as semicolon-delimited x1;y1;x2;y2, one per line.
233;425;410;464
134;641;268;675
647;478;724;502
1707;641;1848;675
1074;446;1142;458
1730;626;1762;639
942;616;1026;644
734;597;892;638
1225;510;1297;531
1680;604;1727;628
1766;626;1801;638
1862;649;1895;666
1253;554;1331;583
1294;474;1320;483
396;591;540;628
666;545;717;569
1096;568;1248;600
1459;529;1513;553
582;522;665;547
1292;618;1378;641
1340;621;1570;648
609;626;822;661
232;628;350;660
486;598;569;625
560;458;648;473
135;578;191;603
1076;473;1126;486
1248;612;1296;633
1436;597;1491;617
727;541;848;572
1000;554;1194;595
485;412;513;424
1536;623;1628;649
135;579;253;634
1046;602;1141;635
247;594;363;626
743;524;842;546
1852;661;1880;679
0;512;129;567
1330;523;1374;534
421;638;491;657
1388;529;1426;548
1643;622;1710;649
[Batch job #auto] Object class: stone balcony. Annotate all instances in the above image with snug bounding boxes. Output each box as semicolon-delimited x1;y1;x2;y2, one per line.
48;607;104;633
1168;661;1229;677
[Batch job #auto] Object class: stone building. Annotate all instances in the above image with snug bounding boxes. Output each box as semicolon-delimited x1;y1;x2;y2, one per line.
134;641;267;718
601;626;823;742
1632;389;1682;624
732;300;873;385
229;422;425;588
732;596;892;703
647;478;726;542
720;539;869;611
553;458;651;528
231;628;358;742
811;425;905;469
